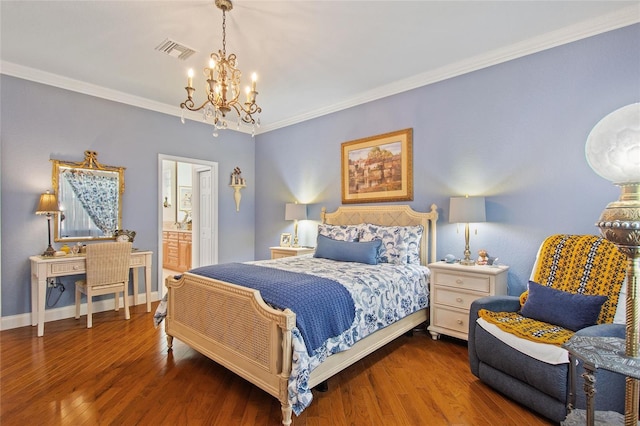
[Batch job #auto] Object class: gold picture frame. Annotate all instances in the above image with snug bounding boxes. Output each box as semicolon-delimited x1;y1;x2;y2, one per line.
280;233;292;247
341;128;413;204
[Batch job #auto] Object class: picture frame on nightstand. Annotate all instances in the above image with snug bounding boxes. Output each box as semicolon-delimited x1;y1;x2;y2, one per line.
279;233;292;247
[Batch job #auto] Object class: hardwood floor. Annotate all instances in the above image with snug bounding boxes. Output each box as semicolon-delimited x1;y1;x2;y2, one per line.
1;303;552;426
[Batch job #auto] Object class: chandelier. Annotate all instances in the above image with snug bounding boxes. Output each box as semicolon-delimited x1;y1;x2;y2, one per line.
180;0;262;137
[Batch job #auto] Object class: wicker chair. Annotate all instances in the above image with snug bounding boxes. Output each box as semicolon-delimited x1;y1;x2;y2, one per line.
75;242;132;328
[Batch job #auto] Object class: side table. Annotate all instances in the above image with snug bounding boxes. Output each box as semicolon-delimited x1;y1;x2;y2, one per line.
269;246;315;259
563;336;640;426
427;261;508;341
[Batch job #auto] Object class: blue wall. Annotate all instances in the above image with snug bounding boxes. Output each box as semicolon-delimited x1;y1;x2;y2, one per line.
1;78;256;317
1;24;638;321
255;24;640;295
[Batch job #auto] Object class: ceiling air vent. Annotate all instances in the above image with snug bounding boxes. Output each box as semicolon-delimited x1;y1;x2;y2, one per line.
155;38;196;60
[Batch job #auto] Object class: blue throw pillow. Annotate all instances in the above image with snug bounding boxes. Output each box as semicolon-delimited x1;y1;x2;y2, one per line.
520;281;608;331
314;234;381;265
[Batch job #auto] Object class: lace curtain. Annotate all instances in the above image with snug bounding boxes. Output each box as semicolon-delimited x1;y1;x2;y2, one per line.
61;169;118;236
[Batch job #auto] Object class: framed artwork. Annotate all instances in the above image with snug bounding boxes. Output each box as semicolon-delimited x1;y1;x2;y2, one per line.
341;128;413;203
280;233;292;247
179;186;192;211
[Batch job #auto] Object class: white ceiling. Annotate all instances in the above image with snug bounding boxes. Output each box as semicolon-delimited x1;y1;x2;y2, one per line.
1;1;639;134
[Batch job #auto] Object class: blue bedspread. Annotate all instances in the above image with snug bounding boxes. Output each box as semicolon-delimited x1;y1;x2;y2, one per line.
188;263;355;355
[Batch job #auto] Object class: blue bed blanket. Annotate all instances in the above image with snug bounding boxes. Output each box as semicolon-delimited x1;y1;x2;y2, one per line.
188;263;355;355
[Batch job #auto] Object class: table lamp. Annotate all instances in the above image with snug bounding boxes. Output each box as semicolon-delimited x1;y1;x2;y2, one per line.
285;202;307;248
449;195;486;266
585;102;640;426
35;191;60;256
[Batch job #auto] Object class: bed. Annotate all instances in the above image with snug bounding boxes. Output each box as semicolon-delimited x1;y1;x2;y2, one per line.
162;204;438;425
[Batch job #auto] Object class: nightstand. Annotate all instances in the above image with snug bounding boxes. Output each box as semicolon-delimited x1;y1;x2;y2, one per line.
269;246;315;259
428;261;509;341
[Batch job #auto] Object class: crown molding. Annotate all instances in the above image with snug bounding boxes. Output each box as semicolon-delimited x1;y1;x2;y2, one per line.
260;6;639;133
0;61;255;135
2;6;638;136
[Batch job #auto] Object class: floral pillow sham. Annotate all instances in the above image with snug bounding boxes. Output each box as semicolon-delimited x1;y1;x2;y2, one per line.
359;224;423;264
317;223;361;242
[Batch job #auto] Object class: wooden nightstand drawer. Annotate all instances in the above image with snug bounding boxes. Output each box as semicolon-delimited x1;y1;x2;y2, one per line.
269;247;315;259
432;306;469;335
436;272;490;293
271;251;291;259
433;287;479;310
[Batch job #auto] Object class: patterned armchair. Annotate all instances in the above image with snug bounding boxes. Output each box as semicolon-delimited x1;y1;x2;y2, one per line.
468;235;627;423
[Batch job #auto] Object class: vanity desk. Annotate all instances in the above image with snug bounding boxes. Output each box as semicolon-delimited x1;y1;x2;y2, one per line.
29;250;153;336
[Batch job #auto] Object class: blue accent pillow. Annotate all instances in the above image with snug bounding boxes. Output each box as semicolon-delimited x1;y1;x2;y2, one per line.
520;281;608;331
314;234;381;265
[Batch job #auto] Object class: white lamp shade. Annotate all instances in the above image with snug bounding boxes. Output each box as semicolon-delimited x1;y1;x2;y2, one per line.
585;103;640;184
285;203;307;221
449;196;486;223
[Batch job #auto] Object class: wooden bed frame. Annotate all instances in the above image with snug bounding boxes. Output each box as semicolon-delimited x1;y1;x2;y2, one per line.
165;204;438;425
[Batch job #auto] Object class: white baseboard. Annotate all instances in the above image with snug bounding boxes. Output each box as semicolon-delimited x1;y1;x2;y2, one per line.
1;293;160;331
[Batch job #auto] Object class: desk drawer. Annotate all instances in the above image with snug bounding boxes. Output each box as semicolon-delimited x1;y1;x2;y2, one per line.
50;260;85;275
130;255;145;267
435;272;490;293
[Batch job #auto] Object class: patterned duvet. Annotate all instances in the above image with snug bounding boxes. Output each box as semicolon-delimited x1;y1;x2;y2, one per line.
248;255;430;414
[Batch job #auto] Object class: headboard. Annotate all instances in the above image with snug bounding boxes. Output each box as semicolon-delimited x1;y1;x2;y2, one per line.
320;204;439;266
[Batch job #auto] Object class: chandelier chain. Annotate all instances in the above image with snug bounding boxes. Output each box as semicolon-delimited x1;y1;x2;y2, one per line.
221;10;226;56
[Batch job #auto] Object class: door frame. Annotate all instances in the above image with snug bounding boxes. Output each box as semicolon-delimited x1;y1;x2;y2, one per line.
157;154;218;300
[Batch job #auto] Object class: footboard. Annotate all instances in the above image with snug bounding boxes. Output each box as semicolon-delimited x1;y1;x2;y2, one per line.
165;272;296;424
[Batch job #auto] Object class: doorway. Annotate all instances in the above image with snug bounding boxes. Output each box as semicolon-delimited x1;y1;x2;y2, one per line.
157;155;219;299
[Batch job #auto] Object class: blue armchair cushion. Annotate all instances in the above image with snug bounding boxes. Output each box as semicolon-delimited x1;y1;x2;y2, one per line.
314;234;381;264
520;281;607;331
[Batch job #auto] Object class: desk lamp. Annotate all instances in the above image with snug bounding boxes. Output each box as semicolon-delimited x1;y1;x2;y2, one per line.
285;202;307;248
35;191;60;256
449;195;486;266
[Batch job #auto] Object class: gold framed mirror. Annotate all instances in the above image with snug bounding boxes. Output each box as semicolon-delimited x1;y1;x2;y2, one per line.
51;150;125;242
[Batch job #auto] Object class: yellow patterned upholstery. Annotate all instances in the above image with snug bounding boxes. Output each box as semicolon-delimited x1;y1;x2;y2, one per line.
478;310;576;345
479;234;626;345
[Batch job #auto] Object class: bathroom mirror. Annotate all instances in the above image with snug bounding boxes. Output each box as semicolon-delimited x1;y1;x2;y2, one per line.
51;150;125;242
